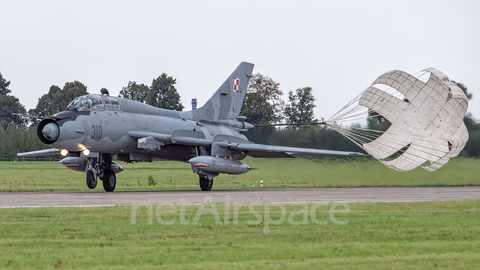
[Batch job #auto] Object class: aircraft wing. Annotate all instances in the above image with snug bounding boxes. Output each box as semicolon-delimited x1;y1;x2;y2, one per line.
215;141;364;158
17;148;62;157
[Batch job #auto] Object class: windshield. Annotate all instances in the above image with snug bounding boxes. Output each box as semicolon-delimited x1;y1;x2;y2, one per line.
66;95;105;111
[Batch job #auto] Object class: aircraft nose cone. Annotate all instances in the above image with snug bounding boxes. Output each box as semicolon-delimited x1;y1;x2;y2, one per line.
42;122;59;141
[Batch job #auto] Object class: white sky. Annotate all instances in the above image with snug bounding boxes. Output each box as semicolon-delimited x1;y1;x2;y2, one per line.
1;0;479;121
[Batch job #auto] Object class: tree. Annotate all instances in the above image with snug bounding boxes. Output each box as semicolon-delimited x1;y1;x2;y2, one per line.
119;81;150;103
148;73;184;111
28;94;50;117
0;71;11;95
46;81;88;115
453;81;479;157
0;95;26;130
48;85;61;99
452;81;473;101
366;109;391;137
28;85;61;119
284;86;316;124
0;71;26;129
461;113;480;157
241;73;284;124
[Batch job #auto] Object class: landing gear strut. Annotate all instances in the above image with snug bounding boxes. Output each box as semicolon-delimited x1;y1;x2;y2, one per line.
85;154;116;192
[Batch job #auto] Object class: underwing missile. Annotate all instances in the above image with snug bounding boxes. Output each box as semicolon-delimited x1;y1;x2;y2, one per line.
59;157;124;174
188;156;251;175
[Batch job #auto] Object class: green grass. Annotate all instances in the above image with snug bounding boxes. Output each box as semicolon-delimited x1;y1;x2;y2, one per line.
1;157;479;192
0;200;479;269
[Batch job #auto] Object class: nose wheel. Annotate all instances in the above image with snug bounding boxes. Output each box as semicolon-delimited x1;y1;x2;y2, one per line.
86;170;97;189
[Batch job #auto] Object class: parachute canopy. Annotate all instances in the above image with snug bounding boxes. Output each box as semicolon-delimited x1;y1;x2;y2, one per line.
326;68;469;172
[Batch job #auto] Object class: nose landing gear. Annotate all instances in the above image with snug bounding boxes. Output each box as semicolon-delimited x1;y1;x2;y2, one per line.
86;170;98;189
85;154;116;192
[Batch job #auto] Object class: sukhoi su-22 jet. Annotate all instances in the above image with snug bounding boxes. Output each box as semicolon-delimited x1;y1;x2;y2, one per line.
18;62;362;192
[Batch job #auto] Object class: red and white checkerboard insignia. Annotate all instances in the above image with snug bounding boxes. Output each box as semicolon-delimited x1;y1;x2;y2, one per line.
233;77;240;92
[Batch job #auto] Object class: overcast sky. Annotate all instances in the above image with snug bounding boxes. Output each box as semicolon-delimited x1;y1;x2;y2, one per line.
1;0;479;121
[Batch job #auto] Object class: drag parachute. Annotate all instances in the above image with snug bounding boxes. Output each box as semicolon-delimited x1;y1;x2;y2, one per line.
325;68;469;172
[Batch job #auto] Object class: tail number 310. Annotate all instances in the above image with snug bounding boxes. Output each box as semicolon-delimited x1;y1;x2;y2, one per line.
91;125;103;140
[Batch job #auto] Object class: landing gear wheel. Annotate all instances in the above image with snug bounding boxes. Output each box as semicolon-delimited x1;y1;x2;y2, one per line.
199;176;213;191
86;170;97;189
103;169;116;192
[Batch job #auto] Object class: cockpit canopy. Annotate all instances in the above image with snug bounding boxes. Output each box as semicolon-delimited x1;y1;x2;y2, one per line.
66;95;121;111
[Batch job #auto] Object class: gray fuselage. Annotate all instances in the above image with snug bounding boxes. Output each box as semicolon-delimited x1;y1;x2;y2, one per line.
38;94;245;162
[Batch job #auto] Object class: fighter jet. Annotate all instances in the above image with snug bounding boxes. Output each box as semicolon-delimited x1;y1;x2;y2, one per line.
18;62;363;192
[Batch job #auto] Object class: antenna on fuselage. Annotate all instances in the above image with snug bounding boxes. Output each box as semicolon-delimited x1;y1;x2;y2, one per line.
192;98;197;110
101;88;110;96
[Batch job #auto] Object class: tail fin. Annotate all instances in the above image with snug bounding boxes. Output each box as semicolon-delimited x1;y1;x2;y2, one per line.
191;62;254;121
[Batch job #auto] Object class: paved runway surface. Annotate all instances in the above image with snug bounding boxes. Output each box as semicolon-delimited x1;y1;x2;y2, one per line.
0;187;479;208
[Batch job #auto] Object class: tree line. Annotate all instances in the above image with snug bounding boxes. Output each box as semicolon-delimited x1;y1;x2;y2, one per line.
0;69;479;161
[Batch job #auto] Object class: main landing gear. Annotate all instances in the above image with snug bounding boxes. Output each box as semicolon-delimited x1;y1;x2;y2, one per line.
85;154;116;192
102;169;116;192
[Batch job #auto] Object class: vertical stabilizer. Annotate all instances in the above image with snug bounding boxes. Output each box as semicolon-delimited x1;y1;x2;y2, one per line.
191;62;254;121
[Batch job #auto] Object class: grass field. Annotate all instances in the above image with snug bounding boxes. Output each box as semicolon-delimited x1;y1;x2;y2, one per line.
0;200;479;269
2;157;479;269
1;156;479;191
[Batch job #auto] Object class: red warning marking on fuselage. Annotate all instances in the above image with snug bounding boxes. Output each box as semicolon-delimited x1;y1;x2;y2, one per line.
66;164;81;168
194;163;210;168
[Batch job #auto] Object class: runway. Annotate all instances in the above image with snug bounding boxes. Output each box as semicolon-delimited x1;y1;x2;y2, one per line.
0;186;479;208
